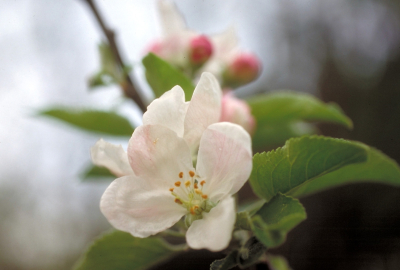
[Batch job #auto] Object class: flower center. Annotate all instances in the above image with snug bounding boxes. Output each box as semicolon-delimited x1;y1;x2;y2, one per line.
169;170;215;222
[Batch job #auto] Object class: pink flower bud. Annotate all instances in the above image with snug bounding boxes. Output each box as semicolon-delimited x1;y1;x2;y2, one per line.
220;91;256;134
147;40;163;55
223;53;261;88
189;35;213;66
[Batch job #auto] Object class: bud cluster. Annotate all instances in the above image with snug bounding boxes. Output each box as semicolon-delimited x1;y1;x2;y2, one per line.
148;33;261;88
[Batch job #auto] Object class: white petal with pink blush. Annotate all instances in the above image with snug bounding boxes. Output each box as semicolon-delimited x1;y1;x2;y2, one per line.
94;72;252;251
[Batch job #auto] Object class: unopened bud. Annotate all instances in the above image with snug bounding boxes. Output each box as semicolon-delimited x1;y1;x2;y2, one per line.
220;91;256;134
223;53;261;88
189;35;213;66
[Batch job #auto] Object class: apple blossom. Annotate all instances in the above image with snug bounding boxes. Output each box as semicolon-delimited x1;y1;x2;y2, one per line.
92;73;253;251
201;27;262;87
147;0;213;70
220;90;256;134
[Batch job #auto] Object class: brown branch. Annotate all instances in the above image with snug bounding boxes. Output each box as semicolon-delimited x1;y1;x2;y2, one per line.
83;0;147;112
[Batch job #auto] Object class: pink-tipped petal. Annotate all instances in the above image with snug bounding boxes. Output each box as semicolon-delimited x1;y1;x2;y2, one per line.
143;86;188;137
220;91;256;134
186;196;236;251
183;72;222;151
128;125;193;189
91;139;133;177
101;175;186;238
196;122;252;201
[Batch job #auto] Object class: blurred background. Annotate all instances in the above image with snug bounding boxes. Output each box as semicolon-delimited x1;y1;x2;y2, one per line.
1;0;400;269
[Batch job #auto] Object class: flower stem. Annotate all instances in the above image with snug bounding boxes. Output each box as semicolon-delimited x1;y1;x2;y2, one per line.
82;0;147;112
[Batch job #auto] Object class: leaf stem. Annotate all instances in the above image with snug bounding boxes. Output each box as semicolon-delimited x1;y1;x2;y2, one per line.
82;0;147;112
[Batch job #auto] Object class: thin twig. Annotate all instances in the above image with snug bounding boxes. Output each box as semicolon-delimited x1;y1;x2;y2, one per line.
83;0;147;112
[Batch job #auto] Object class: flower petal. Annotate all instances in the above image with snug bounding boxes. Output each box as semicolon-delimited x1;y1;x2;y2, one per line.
158;0;186;37
101;175;186;238
211;26;238;61
196;122;252;201
201;27;239;76
91;139;133;177
186;196;235;251
128;124;193;189
143;86;188;137
184;72;222;151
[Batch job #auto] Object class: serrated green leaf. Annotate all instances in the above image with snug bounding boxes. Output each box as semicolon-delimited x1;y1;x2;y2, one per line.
288;144;400;197
252;122;317;152
250;136;368;201
74;231;179;270
81;165;114;181
142;53;195;100
247;91;352;128
250;194;306;248
266;254;292;270
39;108;135;136
210;250;238;270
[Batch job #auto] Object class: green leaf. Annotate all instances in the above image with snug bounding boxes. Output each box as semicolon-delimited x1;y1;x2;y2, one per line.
266;254;292;270
74;230;180;270
39;108;135;136
250;194;306;248
81;165;114;181
247;91;353;128
210;250;238;270
288;144;400;197
142;53;195;100
250;135;368;201
88;43;123;89
252;122;317;152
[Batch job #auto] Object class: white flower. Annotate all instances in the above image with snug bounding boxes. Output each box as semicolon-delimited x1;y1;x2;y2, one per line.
92;73;252;251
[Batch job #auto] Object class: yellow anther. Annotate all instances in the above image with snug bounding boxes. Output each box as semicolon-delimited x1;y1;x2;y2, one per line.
185;180;191;187
174;181;181;187
174;198;183;204
190;205;199;215
200;180;206;186
169;188;174;192
194;183;198;189
189;171;195;177
179;172;184;178
195;189;202;195
202;194;208;199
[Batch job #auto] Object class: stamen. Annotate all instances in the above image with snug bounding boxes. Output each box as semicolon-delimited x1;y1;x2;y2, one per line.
174;181;181;187
189;205;199;215
169;188;174;192
189;171;195;177
179;172;184;178
185;180;191;187
174;198;183;204
202;194;208;199
200;180;206;186
195;189;202;195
